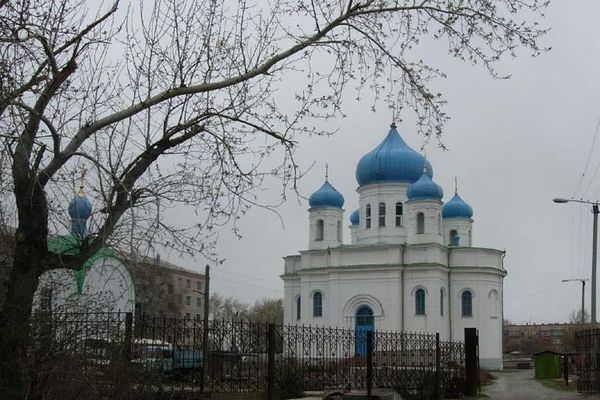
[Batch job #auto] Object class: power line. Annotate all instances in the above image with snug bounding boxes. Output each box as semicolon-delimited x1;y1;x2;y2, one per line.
573;115;600;198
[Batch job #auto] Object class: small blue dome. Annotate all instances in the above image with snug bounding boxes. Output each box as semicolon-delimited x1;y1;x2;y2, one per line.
356;125;432;186
350;209;360;225
68;191;92;220
309;181;344;209
407;171;443;201
442;193;473;219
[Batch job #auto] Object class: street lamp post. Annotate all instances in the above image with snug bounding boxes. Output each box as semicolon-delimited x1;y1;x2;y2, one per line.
554;198;600;324
562;278;589;324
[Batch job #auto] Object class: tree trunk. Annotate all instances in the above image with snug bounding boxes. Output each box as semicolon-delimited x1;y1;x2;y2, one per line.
0;181;49;399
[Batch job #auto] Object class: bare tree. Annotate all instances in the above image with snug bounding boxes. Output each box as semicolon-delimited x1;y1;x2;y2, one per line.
0;0;548;396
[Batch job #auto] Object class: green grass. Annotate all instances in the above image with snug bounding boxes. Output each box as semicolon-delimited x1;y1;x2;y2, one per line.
538;378;576;392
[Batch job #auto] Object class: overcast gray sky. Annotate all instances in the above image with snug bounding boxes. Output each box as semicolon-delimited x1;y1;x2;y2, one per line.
168;1;600;324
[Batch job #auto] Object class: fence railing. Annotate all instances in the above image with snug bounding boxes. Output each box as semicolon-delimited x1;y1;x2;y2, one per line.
28;312;466;399
576;327;600;393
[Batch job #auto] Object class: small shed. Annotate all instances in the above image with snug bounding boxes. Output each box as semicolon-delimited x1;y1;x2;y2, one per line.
533;351;562;379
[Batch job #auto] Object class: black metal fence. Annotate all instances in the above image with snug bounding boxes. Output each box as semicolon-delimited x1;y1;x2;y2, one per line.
28;312;465;399
575;327;600;393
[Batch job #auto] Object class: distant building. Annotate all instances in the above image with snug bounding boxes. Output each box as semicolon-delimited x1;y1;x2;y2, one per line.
281;124;506;370
31;186;205;318
503;323;579;354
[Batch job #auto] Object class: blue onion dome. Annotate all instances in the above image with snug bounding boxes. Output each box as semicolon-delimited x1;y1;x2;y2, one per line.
68;186;92;220
407;169;443;201
308;181;345;208
350;208;360;225
356;123;432;186
442;192;473;219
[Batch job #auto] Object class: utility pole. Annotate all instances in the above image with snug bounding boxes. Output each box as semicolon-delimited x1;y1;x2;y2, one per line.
554;198;600;325
592;205;598;324
562;278;589;323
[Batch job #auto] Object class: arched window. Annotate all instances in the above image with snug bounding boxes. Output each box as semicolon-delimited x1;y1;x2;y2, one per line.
316;219;324;241
450;230;459;246
415;288;426;315
395;202;403;226
468;230;472;246
416;212;425;234
296;296;301;320
378;202;386;227
365;204;372;229
440;287;444;317
337;221;342;241
438;214;442;234
462;290;473;317
313;292;323;317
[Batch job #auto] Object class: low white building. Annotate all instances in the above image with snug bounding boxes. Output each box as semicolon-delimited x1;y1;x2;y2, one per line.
32;187;205;319
281;124;506;370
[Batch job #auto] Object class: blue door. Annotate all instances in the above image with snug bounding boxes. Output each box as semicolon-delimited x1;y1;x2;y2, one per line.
355;305;374;356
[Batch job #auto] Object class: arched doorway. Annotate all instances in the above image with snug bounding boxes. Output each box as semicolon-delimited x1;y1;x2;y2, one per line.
355;305;374;356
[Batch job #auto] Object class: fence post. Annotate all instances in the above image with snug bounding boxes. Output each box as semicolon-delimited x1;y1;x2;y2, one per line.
202;264;210;395
267;323;275;400
123;312;133;362
464;328;478;396
435;333;441;400
564;353;569;386
367;330;373;398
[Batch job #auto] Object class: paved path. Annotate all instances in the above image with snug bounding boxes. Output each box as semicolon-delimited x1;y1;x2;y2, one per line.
483;369;600;399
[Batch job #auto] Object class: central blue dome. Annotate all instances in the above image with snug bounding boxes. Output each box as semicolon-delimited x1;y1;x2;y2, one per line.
309;181;345;209
356;125;432;186
407;171;443;201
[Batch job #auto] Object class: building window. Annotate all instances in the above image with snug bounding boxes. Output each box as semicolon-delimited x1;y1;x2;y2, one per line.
395;202;403;226
313;292;323;317
462;290;473;317
337;220;342;241
178;295;183;304
438;214;442;234
450;230;459;246
186;279;191;289
416;212;425;234
186;312;191;319
415;288;426;315
468;230;472;246
177;277;183;289
440;288;444;316
167;284;174;294
366;204;371;228
40;287;52;312
186;296;191;306
316;219;324;241
378;202;386;227
196;314;201;321
296;296;301;320
197;280;202;291
196;297;202;307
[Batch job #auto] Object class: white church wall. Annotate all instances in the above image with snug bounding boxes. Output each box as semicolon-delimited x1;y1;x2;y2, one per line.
82;257;135;314
450;248;504;269
403;266;449;338
32;269;78;312
404;244;447;266
449;270;503;370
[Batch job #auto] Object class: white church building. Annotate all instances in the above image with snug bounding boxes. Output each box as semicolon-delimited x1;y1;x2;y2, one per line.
281;124;506;370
